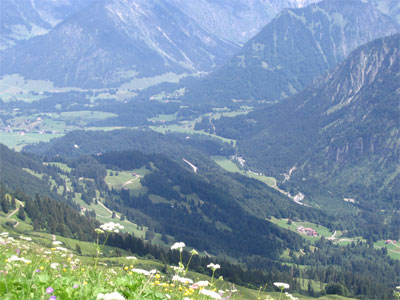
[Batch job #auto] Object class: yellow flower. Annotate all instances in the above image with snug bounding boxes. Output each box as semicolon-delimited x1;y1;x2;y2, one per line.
39;266;44;271
124;266;129;271
63;268;67;272
155;274;161;279
128;272;133;275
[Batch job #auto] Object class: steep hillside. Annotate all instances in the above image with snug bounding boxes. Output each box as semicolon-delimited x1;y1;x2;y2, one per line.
185;0;399;104
0;0;238;88
214;34;400;210
0;0;94;50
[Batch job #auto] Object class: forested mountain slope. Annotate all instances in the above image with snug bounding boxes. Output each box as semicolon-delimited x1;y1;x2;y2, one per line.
185;0;399;104
213;34;400;211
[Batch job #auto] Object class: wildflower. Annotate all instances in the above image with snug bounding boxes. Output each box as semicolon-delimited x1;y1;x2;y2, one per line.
99;222;124;233
50;263;60;269
172;275;193;284
207;263;220;271
46;287;54;294
96;291;125;300
285;292;298;300
126;256;137;260
190;249;198;255
191;280;209;289
0;232;9;237
49;296;57;300
56;247;68;252
7;255;31;264
273;282;290;290
73;284;79;288
199;289;222;299
95;228;105;234
19;236;32;241
52;241;62;245
131;268;150;276
171;242;185;252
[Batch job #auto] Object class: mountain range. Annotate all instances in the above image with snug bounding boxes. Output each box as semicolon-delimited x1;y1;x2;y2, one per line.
0;0;238;88
185;0;399;104
212;33;400;210
0;0;95;50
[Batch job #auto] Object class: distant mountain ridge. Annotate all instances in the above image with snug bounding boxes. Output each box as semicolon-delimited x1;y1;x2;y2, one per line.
185;0;399;104
168;0;321;45
0;0;238;88
0;0;95;50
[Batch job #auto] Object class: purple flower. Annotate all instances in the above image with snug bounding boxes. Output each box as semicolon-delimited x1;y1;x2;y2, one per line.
16;249;20;255
73;284;79;289
46;287;54;294
35;269;40;273
49;296;57;300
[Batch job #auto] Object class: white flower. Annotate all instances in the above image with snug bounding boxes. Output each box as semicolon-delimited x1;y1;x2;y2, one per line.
285;292;298;300
172;275;193;284
207;263;220;271
194;280;209;287
52;241;62;245
171;242;185;252
0;232;9;236
50;263;60;269
96;292;125;300
199;289;222;299
99;222;124;233
131;268;150;276
7;255;31;264
274;282;290;290
56;247;68;252
19;236;32;241
126;256;137;260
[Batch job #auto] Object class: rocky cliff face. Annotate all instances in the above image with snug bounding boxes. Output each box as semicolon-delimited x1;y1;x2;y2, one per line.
0;0;238;88
220;33;399;206
185;0;399;104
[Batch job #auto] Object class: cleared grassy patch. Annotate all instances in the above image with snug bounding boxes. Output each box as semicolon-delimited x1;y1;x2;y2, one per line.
0;132;63;150
212;156;277;187
269;217;339;243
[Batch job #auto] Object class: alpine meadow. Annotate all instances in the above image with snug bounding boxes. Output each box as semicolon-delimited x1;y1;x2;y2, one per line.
0;1;399;300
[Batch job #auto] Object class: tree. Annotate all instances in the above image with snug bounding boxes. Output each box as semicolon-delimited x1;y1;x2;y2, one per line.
17;207;26;221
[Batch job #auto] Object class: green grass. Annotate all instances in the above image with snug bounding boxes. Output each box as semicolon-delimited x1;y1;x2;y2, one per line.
105;169;149;195
213;156;241;172
212;156;277;188
374;240;400;260
0;225;359;300
44;162;72;173
0;132;63;150
269;217;339;243
148;114;177;123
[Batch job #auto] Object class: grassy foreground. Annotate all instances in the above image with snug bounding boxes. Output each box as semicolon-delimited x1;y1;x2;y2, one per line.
0;219;362;300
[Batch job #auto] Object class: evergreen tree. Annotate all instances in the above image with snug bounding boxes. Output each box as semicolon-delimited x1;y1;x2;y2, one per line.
17;207;26;221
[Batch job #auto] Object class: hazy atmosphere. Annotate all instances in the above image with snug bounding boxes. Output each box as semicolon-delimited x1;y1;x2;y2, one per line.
0;1;399;299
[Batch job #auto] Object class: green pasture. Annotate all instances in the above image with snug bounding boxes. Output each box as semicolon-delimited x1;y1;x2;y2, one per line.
212;156;276;187
0;132;63;150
